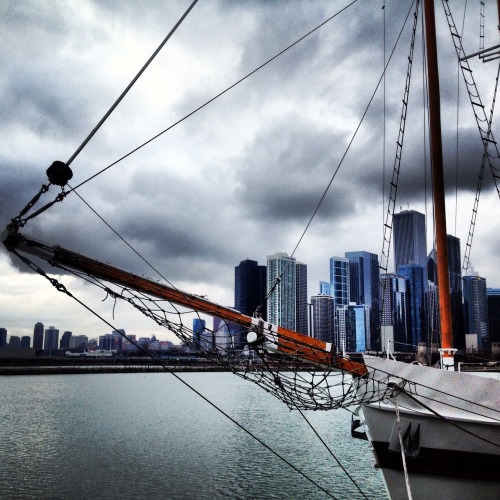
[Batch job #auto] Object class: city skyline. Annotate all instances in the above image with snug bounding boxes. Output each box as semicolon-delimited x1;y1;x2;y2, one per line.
2;234;498;349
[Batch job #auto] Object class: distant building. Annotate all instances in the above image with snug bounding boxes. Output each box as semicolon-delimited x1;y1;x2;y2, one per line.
234;259;267;319
44;326;59;355
193;318;206;347
234;259;267;349
60;331;72;349
310;294;334;344
393;209;427;271
447;235;465;349
330;256;350;347
380;274;408;352
319;281;331;296
9;336;21;349
69;335;89;349
0;328;7;348
345;251;380;350
267;253;296;330
213;317;232;352
426;280;440;348
463;276;490;353
487;289;500;346
33;322;44;350
337;303;370;352
398;264;427;348
21;336;31;348
296;262;308;335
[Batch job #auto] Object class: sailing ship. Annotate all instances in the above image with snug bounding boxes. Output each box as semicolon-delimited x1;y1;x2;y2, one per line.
2;0;500;498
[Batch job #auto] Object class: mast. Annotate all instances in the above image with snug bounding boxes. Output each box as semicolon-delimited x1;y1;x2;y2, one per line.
423;0;456;368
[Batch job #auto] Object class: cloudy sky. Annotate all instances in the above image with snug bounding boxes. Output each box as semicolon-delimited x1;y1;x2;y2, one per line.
1;0;499;342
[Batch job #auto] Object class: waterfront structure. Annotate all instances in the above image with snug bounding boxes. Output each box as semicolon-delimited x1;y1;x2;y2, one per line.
33;322;44;350
463;276;490;353
234;259;267;319
329;256;350;346
310;294;334;343
398;264;427;348
0;328;6;348
393;209;427;271
267;253;296;330
345;251;380;350
44;326;59;355
379;274;408;352
296;262;308;335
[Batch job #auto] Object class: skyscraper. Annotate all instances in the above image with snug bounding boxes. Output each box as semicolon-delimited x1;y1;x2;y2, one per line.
330;256;350;346
330;257;350;309
0;328;7;348
33;322;44;351
267;253;296;330
380;274;408;352
44;326;59;355
463;276;490;353
345;251;380;350
487;289;500;346
447;235;465;349
393;210;427;271
296;262;308;335
319;281;331;296
234;259;267;319
311;294;334;343
398;264;427;348
193;318;206;347
337;303;370;352
60;331;72;350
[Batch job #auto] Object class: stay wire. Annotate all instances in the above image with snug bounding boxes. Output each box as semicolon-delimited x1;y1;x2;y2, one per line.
66;0;359;193
65;0;199;167
13;250;338;500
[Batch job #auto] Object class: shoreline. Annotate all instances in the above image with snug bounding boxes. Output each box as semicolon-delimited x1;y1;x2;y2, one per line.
0;364;231;375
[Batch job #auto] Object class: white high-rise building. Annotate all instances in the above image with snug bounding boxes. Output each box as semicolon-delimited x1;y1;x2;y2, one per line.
267;252;296;330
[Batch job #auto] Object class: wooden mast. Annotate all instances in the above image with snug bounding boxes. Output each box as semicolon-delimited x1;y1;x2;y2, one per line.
423;0;456;367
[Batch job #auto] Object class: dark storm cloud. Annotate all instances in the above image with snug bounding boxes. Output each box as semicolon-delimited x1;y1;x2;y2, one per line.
2;0;500;333
234;114;356;223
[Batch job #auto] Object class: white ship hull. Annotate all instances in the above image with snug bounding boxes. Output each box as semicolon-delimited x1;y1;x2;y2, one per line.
356;357;500;499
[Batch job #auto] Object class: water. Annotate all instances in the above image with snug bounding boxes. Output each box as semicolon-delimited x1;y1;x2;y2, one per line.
0;372;386;499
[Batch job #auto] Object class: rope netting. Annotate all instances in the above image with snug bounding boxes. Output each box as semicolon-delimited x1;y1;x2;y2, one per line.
13;247;396;411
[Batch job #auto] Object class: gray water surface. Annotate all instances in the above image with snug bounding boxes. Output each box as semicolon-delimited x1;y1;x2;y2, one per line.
0;372;386;499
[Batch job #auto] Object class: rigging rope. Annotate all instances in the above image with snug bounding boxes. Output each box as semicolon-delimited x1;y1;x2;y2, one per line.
66;0;199;167
441;0;500;277
12;249;340;500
